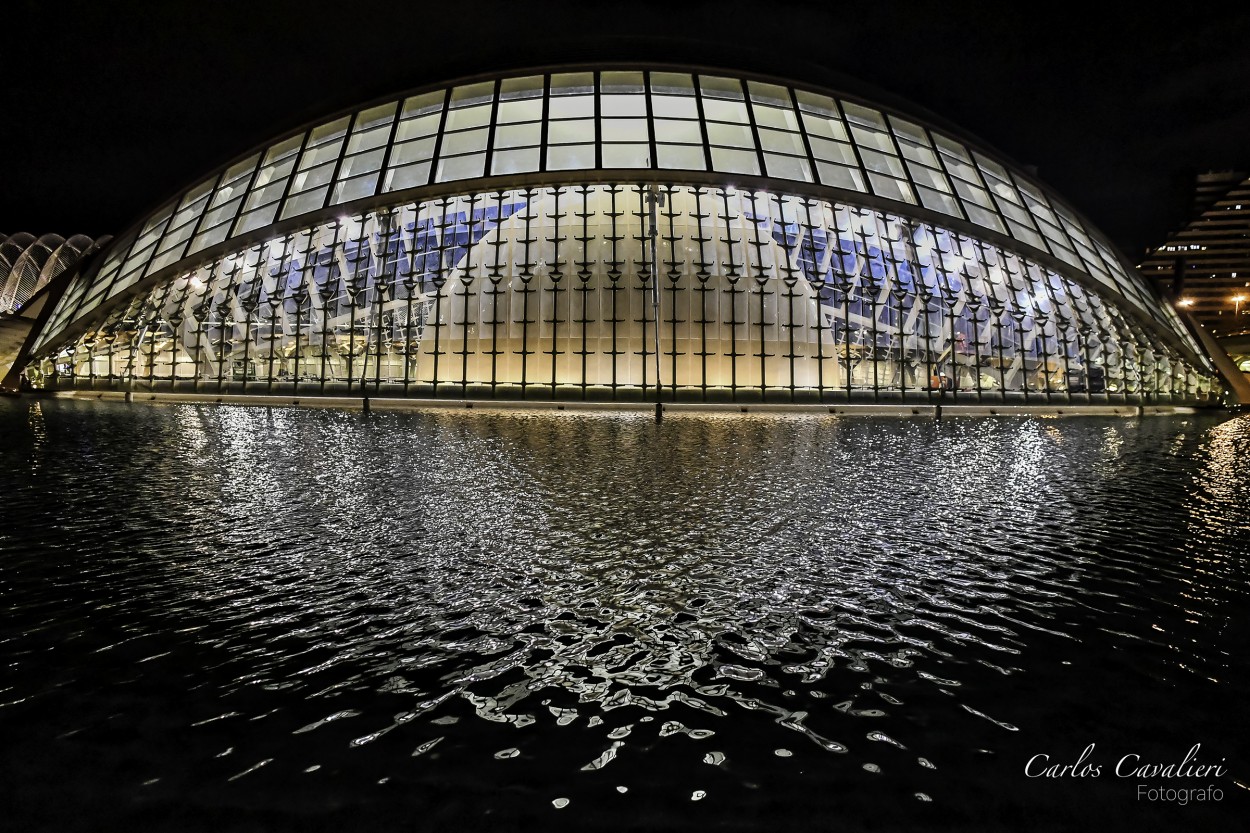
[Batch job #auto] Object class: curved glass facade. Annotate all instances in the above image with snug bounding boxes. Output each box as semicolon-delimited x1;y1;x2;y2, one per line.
27;67;1218;404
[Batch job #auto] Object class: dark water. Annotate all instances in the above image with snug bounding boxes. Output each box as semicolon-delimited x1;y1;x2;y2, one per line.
2;399;1248;832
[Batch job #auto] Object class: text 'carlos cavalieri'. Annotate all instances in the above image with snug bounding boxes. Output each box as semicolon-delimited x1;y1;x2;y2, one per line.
1025;743;1226;804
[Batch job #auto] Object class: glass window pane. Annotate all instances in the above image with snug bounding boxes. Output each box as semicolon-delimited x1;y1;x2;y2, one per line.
1005;219;1046;250
841;101;886;130
218;155;260;192
551;72;594;95
747;81;790;107
154;216;197;257
298;141;343;170
815;162;865;192
449;82;494;107
795;90;837;115
548;120;594;143
494;122;542;149
175;178;214;213
548;96;594;119
388;137;437;167
491;147;541;175
498;99;543;123
280;187;328;220
702;99;749;123
699;75;744;100
939;154;980;185
650;72;694;95
339;148;386;179
907;162;951;192
867;172;915;203
808;136;857;166
764;153;812;183
917;186;961;217
499;75;543;100
650;95;698;119
933;132;973;162
235;205;280;236
888;116;928;145
546;144;595;170
356;102;396;129
190;223;232;255
242;180;288;213
435;153;485;182
801;112;849;142
850;125;895;153
444;105;492;131
858;148;905;178
289;160;336;193
394;113;442;142
602;143;649;168
655;144;706;170
974;152;1012;182
896;138;939;168
601;118;648;142
751;105;798;132
705;121;754;148
401;91;443;118
307;117;350;147
346;123;394;156
758;127;804;155
601;71;644;93
197;197;243;234
710;147;760;176
146;246;184;275
600;94;646;117
653;119;702;144
250;157;297;192
440;128;489;155
997;197;1034;226
331;174;379;205
952;177;993;208
384;161;432;192
263;135;303;164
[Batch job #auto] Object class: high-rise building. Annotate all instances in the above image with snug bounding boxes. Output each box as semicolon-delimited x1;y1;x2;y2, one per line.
1140;171;1250;338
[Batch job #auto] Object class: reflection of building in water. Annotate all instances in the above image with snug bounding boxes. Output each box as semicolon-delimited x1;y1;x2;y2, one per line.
20;68;1219;404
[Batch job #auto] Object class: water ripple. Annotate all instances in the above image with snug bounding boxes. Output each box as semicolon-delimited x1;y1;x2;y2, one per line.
2;400;1247;829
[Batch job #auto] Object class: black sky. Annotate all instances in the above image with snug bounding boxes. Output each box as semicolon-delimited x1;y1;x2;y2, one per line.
5;1;1249;258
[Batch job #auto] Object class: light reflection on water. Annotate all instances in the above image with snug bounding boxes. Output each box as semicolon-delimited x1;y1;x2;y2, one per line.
1;399;1248;830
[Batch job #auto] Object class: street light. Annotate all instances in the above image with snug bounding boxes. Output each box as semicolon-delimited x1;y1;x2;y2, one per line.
1234;294;1246;320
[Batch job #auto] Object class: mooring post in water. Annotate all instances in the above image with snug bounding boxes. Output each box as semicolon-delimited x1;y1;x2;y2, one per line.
935;387;943;421
362;395;371;414
646;185;664;423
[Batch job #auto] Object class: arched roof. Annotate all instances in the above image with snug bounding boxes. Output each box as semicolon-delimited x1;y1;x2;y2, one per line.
0;233;94;314
33;65;1203;364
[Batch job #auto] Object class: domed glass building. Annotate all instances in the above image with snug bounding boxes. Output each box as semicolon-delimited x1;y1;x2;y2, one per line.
25;67;1219;404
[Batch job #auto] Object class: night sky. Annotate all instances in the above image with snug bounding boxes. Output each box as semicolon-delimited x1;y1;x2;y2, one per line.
5;1;1249;259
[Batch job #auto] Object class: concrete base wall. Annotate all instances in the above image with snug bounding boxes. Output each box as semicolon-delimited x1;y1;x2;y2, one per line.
39;389;1202;418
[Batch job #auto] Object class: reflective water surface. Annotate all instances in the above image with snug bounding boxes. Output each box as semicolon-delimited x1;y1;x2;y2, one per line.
2;399;1248;831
